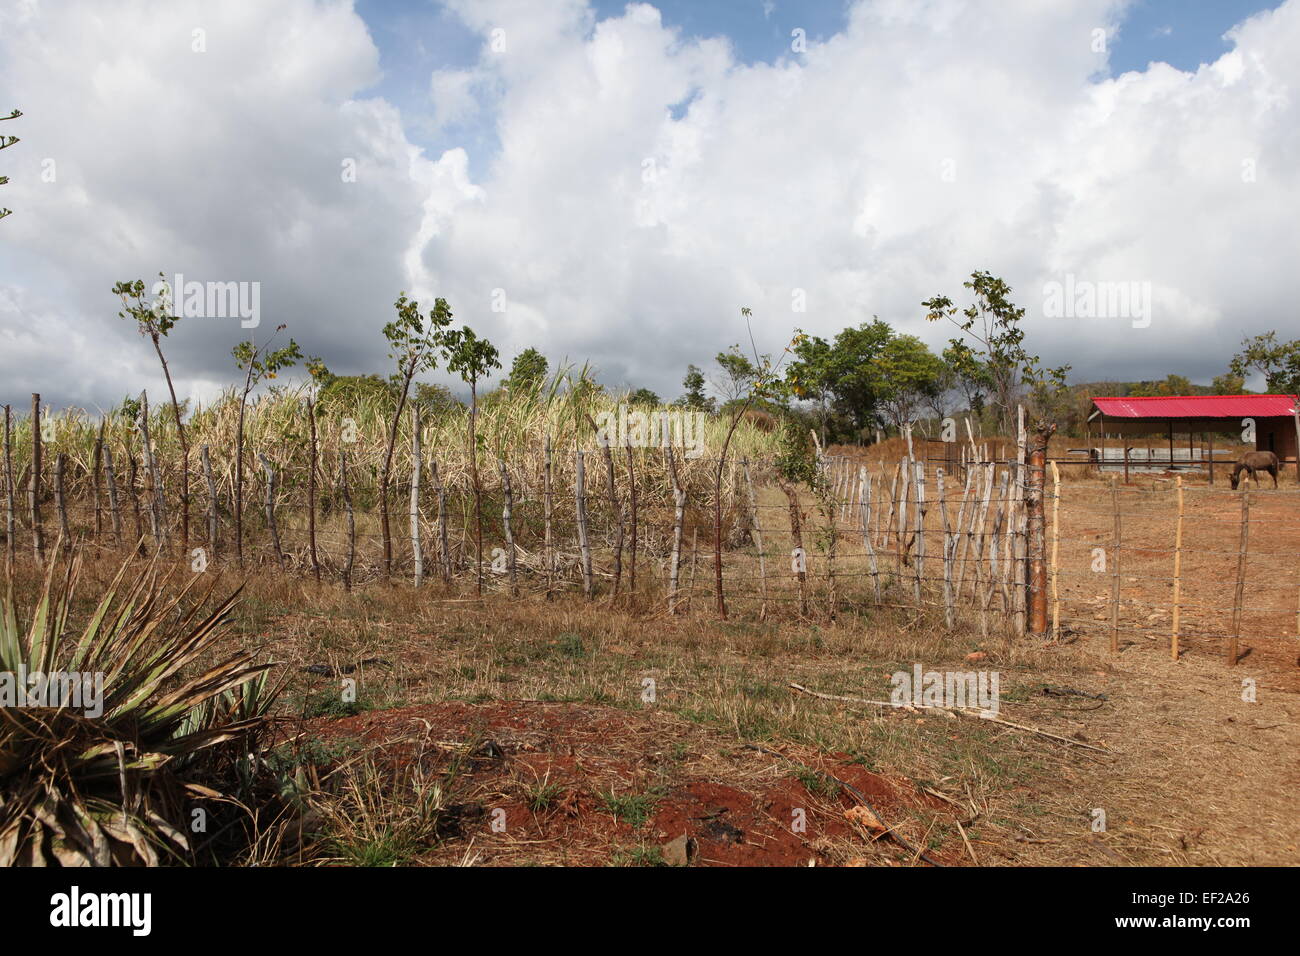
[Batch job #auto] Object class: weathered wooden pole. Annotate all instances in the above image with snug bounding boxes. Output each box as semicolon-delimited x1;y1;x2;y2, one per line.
499;458;516;595
29;393;45;564
1228;490;1249;666
743;457;767;618
259;453;284;571
1050;460;1061;638
103;446;124;543
1171;475;1184;661
3;405;14;568
410;407;423;587
339;449;355;591
1027;422;1055;636
53;453;70;549
576;448;593;599
937;468;954;629
1110;475;1122;654
625;437;638;597
307;400;320;582
543;435;554;597
200;445;217;562
667;446;685;614
92;419;104;540
860;467;881;604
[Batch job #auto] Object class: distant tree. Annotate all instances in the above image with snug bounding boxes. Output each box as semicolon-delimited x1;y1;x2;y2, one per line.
415;382;460;413
784;333;835;445
115;274;193;552
925;271;1069;433
1229;333;1300;395
1211;372;1247;395
504;347;549;394
232;327;302;568
1131;374;1193;398
627;387;660;407
713;346;757;404
872;334;945;431
378;294;455;578
825;319;894;437
442;326;501;597
679;364;715;411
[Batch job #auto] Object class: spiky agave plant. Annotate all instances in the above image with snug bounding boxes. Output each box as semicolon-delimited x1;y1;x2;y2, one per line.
0;553;274;865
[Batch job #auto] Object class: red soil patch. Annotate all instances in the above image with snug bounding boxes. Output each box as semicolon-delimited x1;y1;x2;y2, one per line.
281;701;964;866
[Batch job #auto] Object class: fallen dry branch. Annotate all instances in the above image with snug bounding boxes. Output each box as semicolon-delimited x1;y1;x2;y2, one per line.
786;682;1112;754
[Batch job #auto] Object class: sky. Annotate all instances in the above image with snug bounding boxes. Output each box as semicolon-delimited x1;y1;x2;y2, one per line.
0;0;1296;413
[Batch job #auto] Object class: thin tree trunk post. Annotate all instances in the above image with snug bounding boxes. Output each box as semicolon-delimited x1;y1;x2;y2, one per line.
913;460;926;610
576;448;593;599
307;399;320;582
1171;475;1184;661
625;437;638;598
29;394;45;564
499;458;516;595
1027;422;1053;637
782;482;809;618
128;456;144;553
824;480;838;622
53;452;70;549
92;418;104;540
1228;490;1249;666
543;435;554;597
200;444;217;562
137;392;163;550
1050;460;1061;639
3;405;14;568
1110;475;1122;654
667;447;685;614
410;407;423;587
431;460;451;584
937;468;953;629
743;457;768;618
104;446;124;544
860;467;881;604
259;453;284;571
340;450;355;592
1208;430;1215;485
601;439;624;602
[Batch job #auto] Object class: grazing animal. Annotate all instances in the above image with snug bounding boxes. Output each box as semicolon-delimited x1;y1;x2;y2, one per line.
1229;450;1279;490
738;408;777;432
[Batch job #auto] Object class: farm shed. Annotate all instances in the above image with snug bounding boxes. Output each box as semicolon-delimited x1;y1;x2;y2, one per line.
1086;394;1300;480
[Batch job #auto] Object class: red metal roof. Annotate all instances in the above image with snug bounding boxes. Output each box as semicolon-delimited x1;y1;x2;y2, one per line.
1092;394;1299;419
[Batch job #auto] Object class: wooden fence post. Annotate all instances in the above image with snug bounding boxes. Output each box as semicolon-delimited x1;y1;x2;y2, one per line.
430;460;450;583
937;468;953;629
259;453;284;571
543;435;554;597
29;393;44;564
307;400;320;582
137;391;163;550
667;446;685;614
499;458;517;595
600;440;624;601
743;457;768;619
339;450;355;592
92;419;104;540
825;481;838;622
53;453;70;548
1171;475;1184;661
3;405;14;568
625;437;638;597
860;466;881;604
1050;460;1061;639
128;456;144;553
576;448;593;599
1110;475;1121;654
913;460;926;610
410;407;423;587
1228;490;1249;666
104;446;124;543
1027;422;1054;636
199;445;217;562
782;482;809;618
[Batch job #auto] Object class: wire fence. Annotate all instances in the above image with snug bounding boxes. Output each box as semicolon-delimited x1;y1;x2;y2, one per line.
5;400;1296;669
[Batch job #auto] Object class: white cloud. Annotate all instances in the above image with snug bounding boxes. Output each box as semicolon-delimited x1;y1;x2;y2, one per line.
2;0;1298;411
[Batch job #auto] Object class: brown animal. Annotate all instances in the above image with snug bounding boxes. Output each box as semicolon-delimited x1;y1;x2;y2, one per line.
1229;450;1279;489
738;408;777;432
